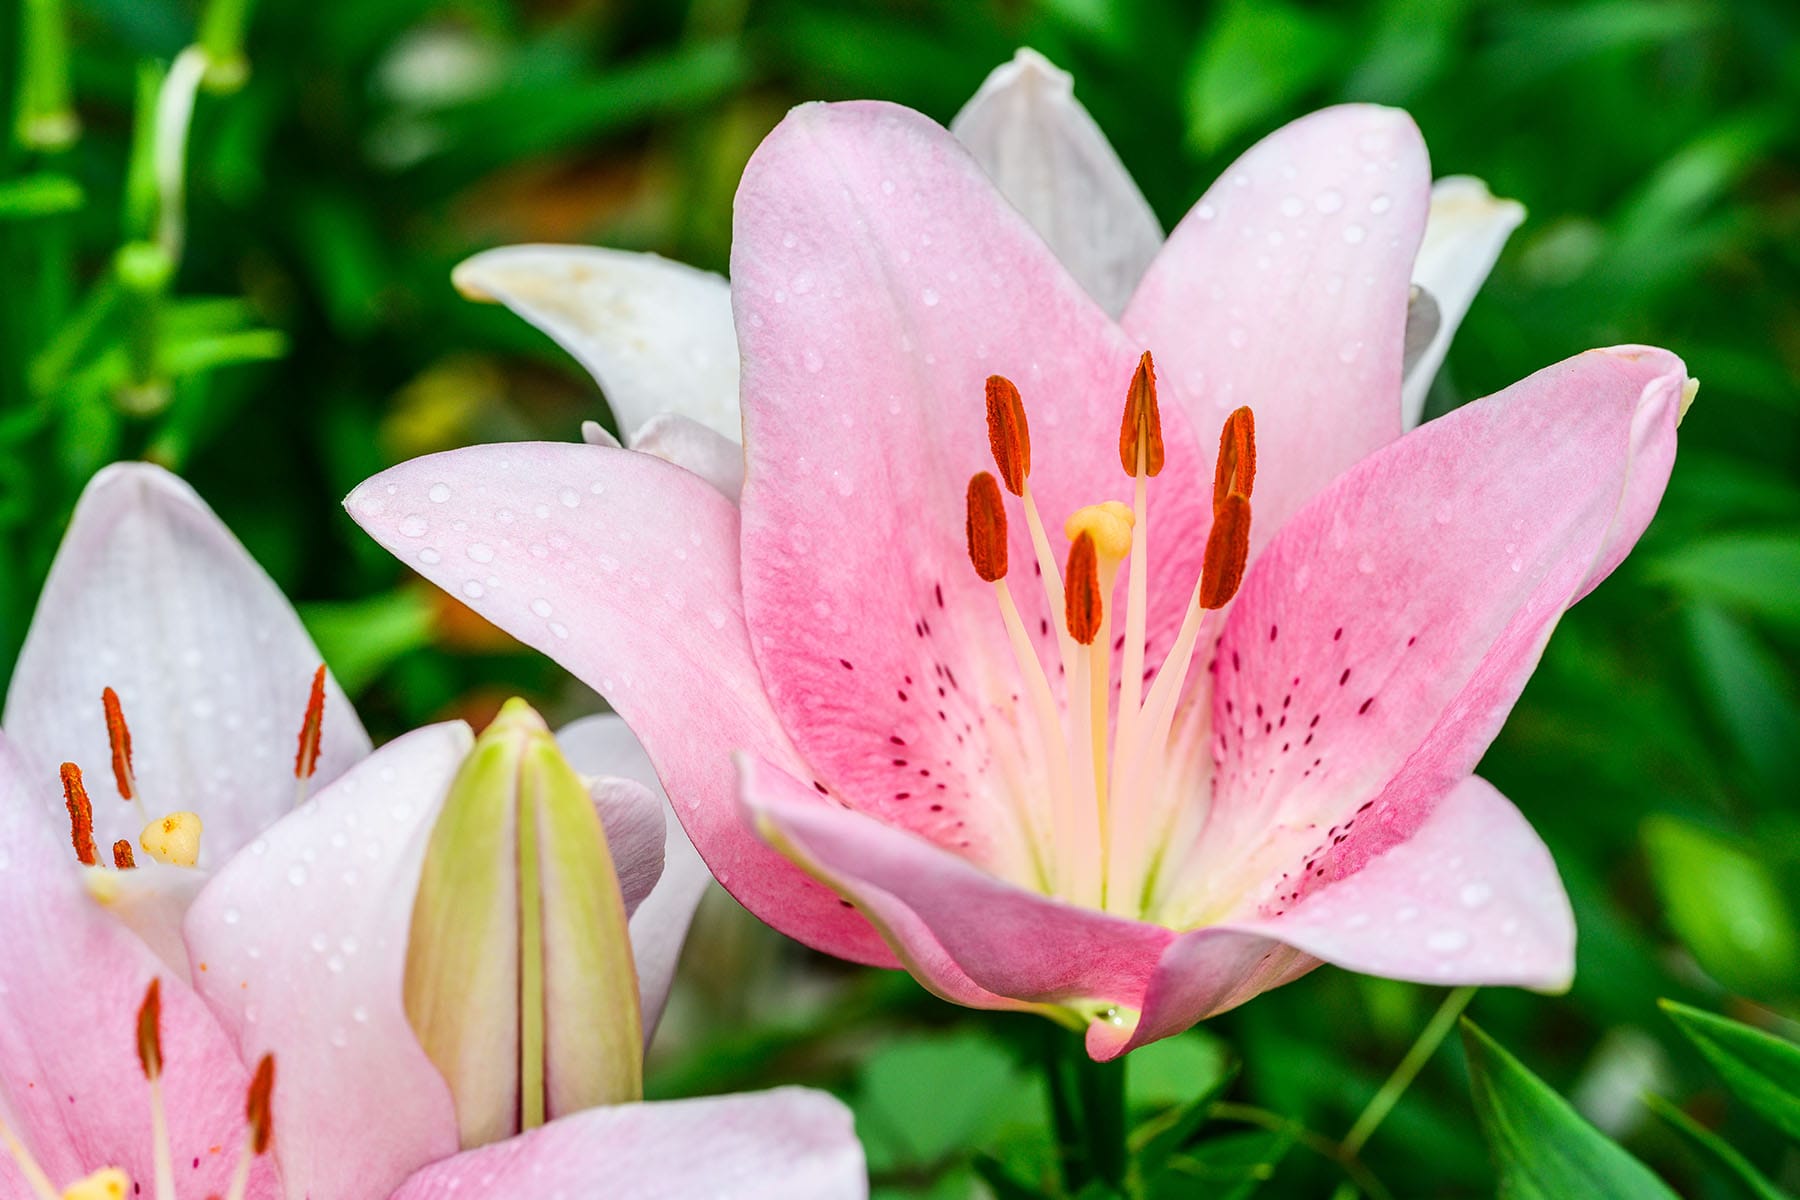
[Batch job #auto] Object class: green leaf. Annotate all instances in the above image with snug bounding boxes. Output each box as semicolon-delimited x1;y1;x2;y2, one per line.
1649;533;1800;626
1183;0;1344;154
1642;816;1800;999
853;1029;1036;1172
299;588;436;695
1661;1000;1800;1141
1642;1093;1789;1200
1132;1040;1240;1183
1461;1019;1679;1199
0;173;83;220
1154;1129;1292;1200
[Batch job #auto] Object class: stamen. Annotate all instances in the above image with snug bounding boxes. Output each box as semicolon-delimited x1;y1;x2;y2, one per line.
964;473;1008;582
1117;351;1164;477
112;840;136;870
102;687;136;803
58;1169;129;1200
293;664;327;805
224;1055;276;1200
1212;406;1257;510
60;764;98;866
136;980;176;1200
140;812;202;868
0;1112;60;1200
984;375;1030;495
1064;533;1102;646
1200;494;1252;610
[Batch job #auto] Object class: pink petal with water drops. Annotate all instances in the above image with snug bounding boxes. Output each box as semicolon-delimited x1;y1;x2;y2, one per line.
345;444;892;967
1124;105;1430;537
184;723;473;1200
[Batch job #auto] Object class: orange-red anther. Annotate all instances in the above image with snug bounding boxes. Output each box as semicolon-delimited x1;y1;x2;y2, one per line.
137;978;163;1081
246;1054;276;1155
60;763;98;866
1212;406;1257;511
1200;494;1252;610
294;665;327;782
984;375;1031;495
112;839;137;869
965;473;1009;583
1064;532;1102;645
1118;351;1165;478
102;687;135;801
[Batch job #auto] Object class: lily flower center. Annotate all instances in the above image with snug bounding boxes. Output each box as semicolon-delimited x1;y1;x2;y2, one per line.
0;979;274;1200
964;354;1256;917
58;665;332;880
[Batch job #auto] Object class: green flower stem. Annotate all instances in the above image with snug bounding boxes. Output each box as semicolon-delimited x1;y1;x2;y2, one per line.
197;0;258;91
12;0;78;150
1042;1027;1128;1193
1326;985;1478;1200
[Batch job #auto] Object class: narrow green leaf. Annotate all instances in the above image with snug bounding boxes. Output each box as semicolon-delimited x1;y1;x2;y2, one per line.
1661;1001;1800;1141
0;173;83;219
1184;0;1344;153
1461;1019;1680;1199
1642;1093;1789;1200
1649;533;1800;626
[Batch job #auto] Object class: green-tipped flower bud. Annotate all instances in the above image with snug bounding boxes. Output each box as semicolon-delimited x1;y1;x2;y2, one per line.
405;698;643;1148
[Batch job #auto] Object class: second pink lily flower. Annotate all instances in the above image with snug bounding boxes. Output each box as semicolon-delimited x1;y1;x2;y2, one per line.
350;93;1689;1058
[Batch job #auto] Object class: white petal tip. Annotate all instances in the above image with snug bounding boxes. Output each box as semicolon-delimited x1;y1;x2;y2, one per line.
1430;175;1527;231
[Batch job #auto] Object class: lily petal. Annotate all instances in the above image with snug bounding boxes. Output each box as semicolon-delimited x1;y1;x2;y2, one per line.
3;463;369;863
733;101;1210;873
0;735;274;1199
951;48;1163;317
1123;105;1430;535
590;774;665;918
345;444;892;967
183;724;473;1200
1094;775;1572;1058
453;246;739;441
740;753;1170;1015
1402;177;1527;427
387;1089;867;1200
628;412;745;500
1179;347;1686;920
558;714;710;1038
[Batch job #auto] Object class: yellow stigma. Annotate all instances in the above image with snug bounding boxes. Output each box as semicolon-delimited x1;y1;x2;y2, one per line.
140;812;202;867
62;1168;130;1200
1064;501;1134;564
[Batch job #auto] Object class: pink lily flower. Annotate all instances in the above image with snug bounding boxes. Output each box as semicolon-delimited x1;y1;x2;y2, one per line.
0;715;865;1199
449;48;1523;496
0;462;710;1028
347;97;1690;1058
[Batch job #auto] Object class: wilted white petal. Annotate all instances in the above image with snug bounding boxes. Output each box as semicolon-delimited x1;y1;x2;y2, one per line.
952;48;1163;317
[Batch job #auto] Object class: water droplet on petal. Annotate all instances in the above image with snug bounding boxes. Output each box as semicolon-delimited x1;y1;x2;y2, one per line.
428;483;451;503
399;514;428;537
1427;929;1469;954
1460;881;1493;908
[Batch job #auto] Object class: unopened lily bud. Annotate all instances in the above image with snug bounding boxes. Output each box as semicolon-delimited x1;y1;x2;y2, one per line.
405;698;643;1150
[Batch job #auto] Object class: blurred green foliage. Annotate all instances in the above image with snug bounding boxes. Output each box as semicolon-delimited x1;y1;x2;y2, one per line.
3;0;1798;1195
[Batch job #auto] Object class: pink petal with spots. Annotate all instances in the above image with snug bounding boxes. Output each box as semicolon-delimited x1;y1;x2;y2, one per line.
1093;775;1572;1058
1123;105;1430;538
0;735;276;1200
733;101;1211;877
387;1089;867;1200
1177;347;1685;920
345;444;891;967
739;753;1171;1012
184;723;473;1200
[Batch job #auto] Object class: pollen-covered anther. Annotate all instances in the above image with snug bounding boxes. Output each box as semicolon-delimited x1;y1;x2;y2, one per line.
1064;501;1134;565
112;839;136;870
1212;406;1257;511
1064;532;1103;645
246;1054;276;1155
140;811;202;868
294;663;327;782
60;1168;130;1200
984;375;1031;495
102;687;135;801
60;763;98;866
1200;494;1252;610
1118;350;1164;477
136;979;163;1081
965;472;1008;582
